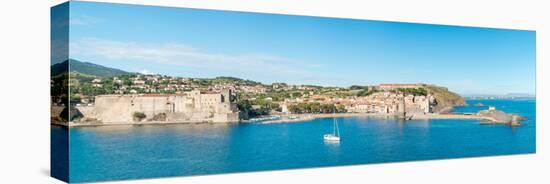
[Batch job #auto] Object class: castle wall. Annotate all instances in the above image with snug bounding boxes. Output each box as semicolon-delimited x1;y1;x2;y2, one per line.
82;90;239;124
93;95;134;123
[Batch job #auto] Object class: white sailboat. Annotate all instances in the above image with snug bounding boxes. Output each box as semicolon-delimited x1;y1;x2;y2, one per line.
324;118;340;141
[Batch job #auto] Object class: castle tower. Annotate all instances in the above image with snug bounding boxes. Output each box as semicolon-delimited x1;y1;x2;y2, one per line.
397;97;406;119
221;89;232;103
189;90;202;108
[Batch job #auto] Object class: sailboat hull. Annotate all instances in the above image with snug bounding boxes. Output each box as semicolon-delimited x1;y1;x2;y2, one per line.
324;134;340;141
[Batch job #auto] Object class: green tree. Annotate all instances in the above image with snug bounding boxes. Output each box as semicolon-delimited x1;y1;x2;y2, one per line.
122;78;133;86
133;112;147;121
397;88;428;96
291;92;302;98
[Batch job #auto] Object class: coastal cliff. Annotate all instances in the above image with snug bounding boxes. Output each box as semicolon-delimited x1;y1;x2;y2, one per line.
423;85;466;113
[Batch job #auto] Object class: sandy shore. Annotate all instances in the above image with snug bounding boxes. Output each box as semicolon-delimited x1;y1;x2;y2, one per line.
260;113;393;124
259;113;495;124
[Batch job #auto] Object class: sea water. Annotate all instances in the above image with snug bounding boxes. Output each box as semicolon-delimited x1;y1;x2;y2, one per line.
56;99;535;182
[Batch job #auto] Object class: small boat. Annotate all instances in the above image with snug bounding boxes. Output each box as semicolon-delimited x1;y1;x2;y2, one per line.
324;118;340;141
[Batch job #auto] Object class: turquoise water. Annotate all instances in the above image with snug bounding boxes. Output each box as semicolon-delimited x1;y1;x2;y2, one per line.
62;99;535;182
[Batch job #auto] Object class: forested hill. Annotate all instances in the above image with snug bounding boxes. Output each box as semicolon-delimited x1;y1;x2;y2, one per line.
51;59;132;77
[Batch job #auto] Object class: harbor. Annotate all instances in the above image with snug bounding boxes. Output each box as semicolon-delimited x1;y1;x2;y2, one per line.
63;99;536;182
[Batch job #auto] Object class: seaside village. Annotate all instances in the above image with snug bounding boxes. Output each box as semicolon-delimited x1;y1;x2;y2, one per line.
72;74;436;124
299;84;434;114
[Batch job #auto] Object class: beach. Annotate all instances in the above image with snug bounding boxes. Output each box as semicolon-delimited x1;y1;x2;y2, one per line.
257;112;493;124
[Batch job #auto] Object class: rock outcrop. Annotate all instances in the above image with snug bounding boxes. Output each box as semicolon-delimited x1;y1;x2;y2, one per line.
477;108;524;126
423;85;466;113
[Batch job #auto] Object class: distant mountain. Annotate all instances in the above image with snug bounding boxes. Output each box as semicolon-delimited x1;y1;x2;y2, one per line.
504;93;536;98
463;93;536;100
51;59;132;77
50;60;68;77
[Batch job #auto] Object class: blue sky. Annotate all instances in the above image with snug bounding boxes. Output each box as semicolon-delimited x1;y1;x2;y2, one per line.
63;1;536;95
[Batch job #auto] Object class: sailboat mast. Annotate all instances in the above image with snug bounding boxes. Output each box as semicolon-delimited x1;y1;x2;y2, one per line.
333;118;336;135
335;119;339;137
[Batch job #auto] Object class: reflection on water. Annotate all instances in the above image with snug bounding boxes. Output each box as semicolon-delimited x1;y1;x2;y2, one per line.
51;125;69;181
75;123;234;133
65;99;535;183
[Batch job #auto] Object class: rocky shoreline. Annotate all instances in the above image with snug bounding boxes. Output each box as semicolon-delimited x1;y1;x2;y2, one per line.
58;120;240;127
55;107;524;127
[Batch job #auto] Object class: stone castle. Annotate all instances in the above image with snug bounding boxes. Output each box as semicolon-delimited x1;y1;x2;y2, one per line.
77;89;240;124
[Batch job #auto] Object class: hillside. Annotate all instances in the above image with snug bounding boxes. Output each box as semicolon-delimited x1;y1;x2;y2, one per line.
423;85;466;113
50;60;68;77
212;76;262;86
51;59;467;114
51;59;132;77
